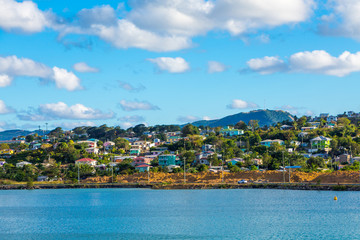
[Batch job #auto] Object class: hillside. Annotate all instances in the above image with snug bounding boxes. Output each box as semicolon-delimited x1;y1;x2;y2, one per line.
0;130;32;141
191;109;294;127
0;130;48;141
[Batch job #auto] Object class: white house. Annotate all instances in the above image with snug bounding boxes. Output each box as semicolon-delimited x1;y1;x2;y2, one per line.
16;161;32;168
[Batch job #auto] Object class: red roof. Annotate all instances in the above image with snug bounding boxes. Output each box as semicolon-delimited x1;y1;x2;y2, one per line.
136;164;150;168
76;158;96;162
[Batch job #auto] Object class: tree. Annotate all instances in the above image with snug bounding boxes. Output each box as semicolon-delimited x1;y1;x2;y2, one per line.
182;151;195;164
235;121;247;130
114;138;130;151
0;143;10;150
181;124;199;137
26;135;34;143
133;124;148;136
338;118;351;126
248;120;259;132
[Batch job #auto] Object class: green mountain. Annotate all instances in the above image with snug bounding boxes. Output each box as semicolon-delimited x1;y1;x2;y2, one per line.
191;109;294;127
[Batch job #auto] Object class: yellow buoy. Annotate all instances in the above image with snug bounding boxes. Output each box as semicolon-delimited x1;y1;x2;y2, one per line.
334;196;338;201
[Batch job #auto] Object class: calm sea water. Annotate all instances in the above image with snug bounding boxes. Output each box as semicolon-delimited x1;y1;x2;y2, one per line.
0;188;359;240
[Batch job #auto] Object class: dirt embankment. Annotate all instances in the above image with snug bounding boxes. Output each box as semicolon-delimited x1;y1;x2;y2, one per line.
83;171;360;184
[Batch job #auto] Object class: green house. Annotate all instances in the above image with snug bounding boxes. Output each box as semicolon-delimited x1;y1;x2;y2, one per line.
310;136;331;150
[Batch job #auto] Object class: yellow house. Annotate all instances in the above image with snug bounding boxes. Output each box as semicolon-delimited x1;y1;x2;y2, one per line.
0;149;14;155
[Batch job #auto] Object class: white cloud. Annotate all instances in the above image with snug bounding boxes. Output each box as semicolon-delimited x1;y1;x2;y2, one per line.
0;55;52;77
288;50;360;77
256;34;270;43
274;105;303;115
305;110;314;116
18;102;114;121
73;62;99;73
247;56;287;74
227;99;259;109
127;0;214;37
118;81;145;92
52;67;82;91
0;121;17;131
0;0;51;33
92;19;192;52
212;0;314;35
0;100;14;114
118;115;146;129
77;5;117;28
118;115;145;123
203;116;212;121
54;0;314;52
119;100;160;111
177;115;200;123
55;121;96;130
148;57;190;73
119;122;134;129
247;50;360;77
0;75;12;87
319;0;360;40
0;1;314;52
0;55;82;91
208;61;227;73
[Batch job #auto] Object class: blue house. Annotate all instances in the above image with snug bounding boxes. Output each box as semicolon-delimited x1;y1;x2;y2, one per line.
220;126;244;137
260;139;285;147
158;154;176;166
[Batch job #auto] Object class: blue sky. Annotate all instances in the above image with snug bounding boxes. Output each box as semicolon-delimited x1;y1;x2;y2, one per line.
1;0;360;130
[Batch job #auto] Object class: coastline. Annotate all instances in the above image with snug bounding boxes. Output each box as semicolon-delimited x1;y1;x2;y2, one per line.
0;182;357;191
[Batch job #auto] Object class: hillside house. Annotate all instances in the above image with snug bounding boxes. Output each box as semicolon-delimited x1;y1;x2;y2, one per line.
16;161;32;168
310;136;331;152
158;154;177;167
220;126;244;137
260;139;285;147
75;158;97;166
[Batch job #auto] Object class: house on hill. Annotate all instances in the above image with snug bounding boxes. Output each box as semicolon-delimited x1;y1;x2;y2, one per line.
16;161;32;168
220;126;244;137
310;136;331;152
260;139;284;147
75;158;97;166
135;164;150;172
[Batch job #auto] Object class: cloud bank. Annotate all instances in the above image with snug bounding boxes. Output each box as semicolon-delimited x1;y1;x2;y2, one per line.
247;50;360;77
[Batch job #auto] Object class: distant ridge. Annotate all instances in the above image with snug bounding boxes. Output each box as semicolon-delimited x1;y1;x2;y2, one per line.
0;130;47;141
190;109;294;127
0;130;31;141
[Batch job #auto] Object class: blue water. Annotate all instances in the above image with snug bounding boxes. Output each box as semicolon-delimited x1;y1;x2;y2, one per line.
0;189;359;239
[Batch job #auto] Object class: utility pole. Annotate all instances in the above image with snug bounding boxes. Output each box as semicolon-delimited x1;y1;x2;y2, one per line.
282;151;285;183
183;157;186;184
289;156;291;183
222;158;224;182
148;166;150;183
112;165;114;183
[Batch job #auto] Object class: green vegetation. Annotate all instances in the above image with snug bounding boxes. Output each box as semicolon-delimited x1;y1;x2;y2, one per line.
1;112;360;183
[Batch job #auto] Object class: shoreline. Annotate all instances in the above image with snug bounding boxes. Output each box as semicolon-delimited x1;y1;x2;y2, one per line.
0;182;357;191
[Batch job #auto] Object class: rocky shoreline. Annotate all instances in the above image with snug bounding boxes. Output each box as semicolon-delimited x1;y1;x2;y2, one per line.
0;182;358;191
